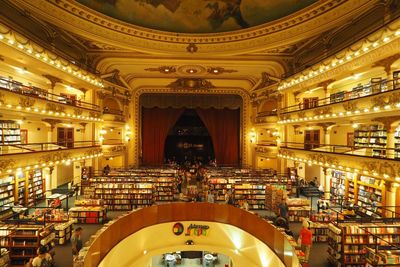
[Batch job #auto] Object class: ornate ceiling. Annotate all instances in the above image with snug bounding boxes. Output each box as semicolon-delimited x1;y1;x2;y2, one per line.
0;0;394;97
76;0;318;33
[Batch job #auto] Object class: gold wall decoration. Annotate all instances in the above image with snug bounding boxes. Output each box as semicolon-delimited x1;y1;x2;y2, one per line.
46;103;65;113
361;161;400;178
186;43;198;53
342;101;358;111
168;78;215;90
307;153;339;166
313;106;332;116
19;96;35;108
254;72;278;90
74;108;83;116
84;148;102;157
39;151;71;164
0;159;15;171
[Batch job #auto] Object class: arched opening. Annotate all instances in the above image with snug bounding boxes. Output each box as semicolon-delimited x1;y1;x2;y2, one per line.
164;109;215;165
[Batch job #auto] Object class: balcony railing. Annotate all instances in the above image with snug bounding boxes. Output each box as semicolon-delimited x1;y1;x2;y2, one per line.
256;110;278;117
280;78;400;114
103;107;123;115
0;140;100;155
280;142;400;160
0;77;100;111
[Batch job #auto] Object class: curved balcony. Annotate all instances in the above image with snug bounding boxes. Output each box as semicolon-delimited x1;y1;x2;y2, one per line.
279;78;399;115
76;203;300;267
0;77;100;111
254;110;278;124
0;141;101;171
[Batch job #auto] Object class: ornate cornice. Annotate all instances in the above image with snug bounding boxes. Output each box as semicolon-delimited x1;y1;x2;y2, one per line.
11;0;377;55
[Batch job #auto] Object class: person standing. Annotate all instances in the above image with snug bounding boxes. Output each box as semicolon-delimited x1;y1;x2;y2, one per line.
298;220;313;265
71;227;83;258
31;246;53;267
278;198;289;221
207;190;215;203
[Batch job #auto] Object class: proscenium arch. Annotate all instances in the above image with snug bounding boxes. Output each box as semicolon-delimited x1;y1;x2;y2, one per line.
132;87;251;167
98;221;286;267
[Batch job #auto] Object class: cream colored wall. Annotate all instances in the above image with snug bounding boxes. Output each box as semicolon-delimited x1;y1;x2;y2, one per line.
20;121;49;143
56;164;73;186
256;157;277;169
304;165;321;182
99;221;289;267
329;125;353;146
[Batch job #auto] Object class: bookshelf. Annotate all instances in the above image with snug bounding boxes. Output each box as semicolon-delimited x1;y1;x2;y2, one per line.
365;247;400;266
330;170;346;205
393;70;400;90
29;170;44;203
54;220;74;245
234;183;266;210
328;222;400;267
0;176;14;208
69;206;106;224
5;224;55;266
311;222;329;242
354;125;387;158
265;185;284;214
94;182;153;210
208;178;230;202
154;177;174;202
394;128;400;159
0;120;21;145
357;176;384;217
287;198;311;222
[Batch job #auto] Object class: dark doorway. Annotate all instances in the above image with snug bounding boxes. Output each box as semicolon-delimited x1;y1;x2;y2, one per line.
164;109;214;165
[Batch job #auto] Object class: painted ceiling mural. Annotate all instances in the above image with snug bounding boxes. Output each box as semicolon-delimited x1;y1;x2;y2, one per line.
76;0;318;33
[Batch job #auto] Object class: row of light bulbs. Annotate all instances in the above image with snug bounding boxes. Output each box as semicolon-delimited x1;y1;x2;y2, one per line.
277;103;400;124
0;32;104;88
277;153;400;184
0;153;103;176
278;28;400;91
0;102;103;122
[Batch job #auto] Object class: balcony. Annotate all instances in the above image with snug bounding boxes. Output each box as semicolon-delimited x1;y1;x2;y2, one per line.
254;110;278;124
279;142;400;179
0;77;101;121
0;141;101;170
102;107;126;123
255;142;278;157
101;141;126;157
278;79;400;124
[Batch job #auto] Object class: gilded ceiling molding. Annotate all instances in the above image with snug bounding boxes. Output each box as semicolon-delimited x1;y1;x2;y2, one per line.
207;67;237;75
279;19;400;91
168;78;215;90
11;0;376;55
132;87;251;167
144;66;176;74
39;151;71;164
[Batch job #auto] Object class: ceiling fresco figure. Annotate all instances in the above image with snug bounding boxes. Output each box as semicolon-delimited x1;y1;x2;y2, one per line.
77;0;317;33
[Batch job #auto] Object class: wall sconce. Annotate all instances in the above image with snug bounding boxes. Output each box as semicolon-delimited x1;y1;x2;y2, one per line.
249;129;256;143
125;125;132;142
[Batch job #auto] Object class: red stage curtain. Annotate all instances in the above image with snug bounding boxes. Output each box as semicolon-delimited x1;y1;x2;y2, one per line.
142;107;184;165
196;108;239;166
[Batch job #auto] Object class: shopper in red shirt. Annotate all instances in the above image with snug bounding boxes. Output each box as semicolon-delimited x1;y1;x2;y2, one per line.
298;219;313;264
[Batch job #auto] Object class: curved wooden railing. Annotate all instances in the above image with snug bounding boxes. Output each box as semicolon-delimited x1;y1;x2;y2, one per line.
80;203;300;267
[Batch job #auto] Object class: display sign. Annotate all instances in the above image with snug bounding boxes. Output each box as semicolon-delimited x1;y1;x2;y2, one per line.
172;222;210;236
